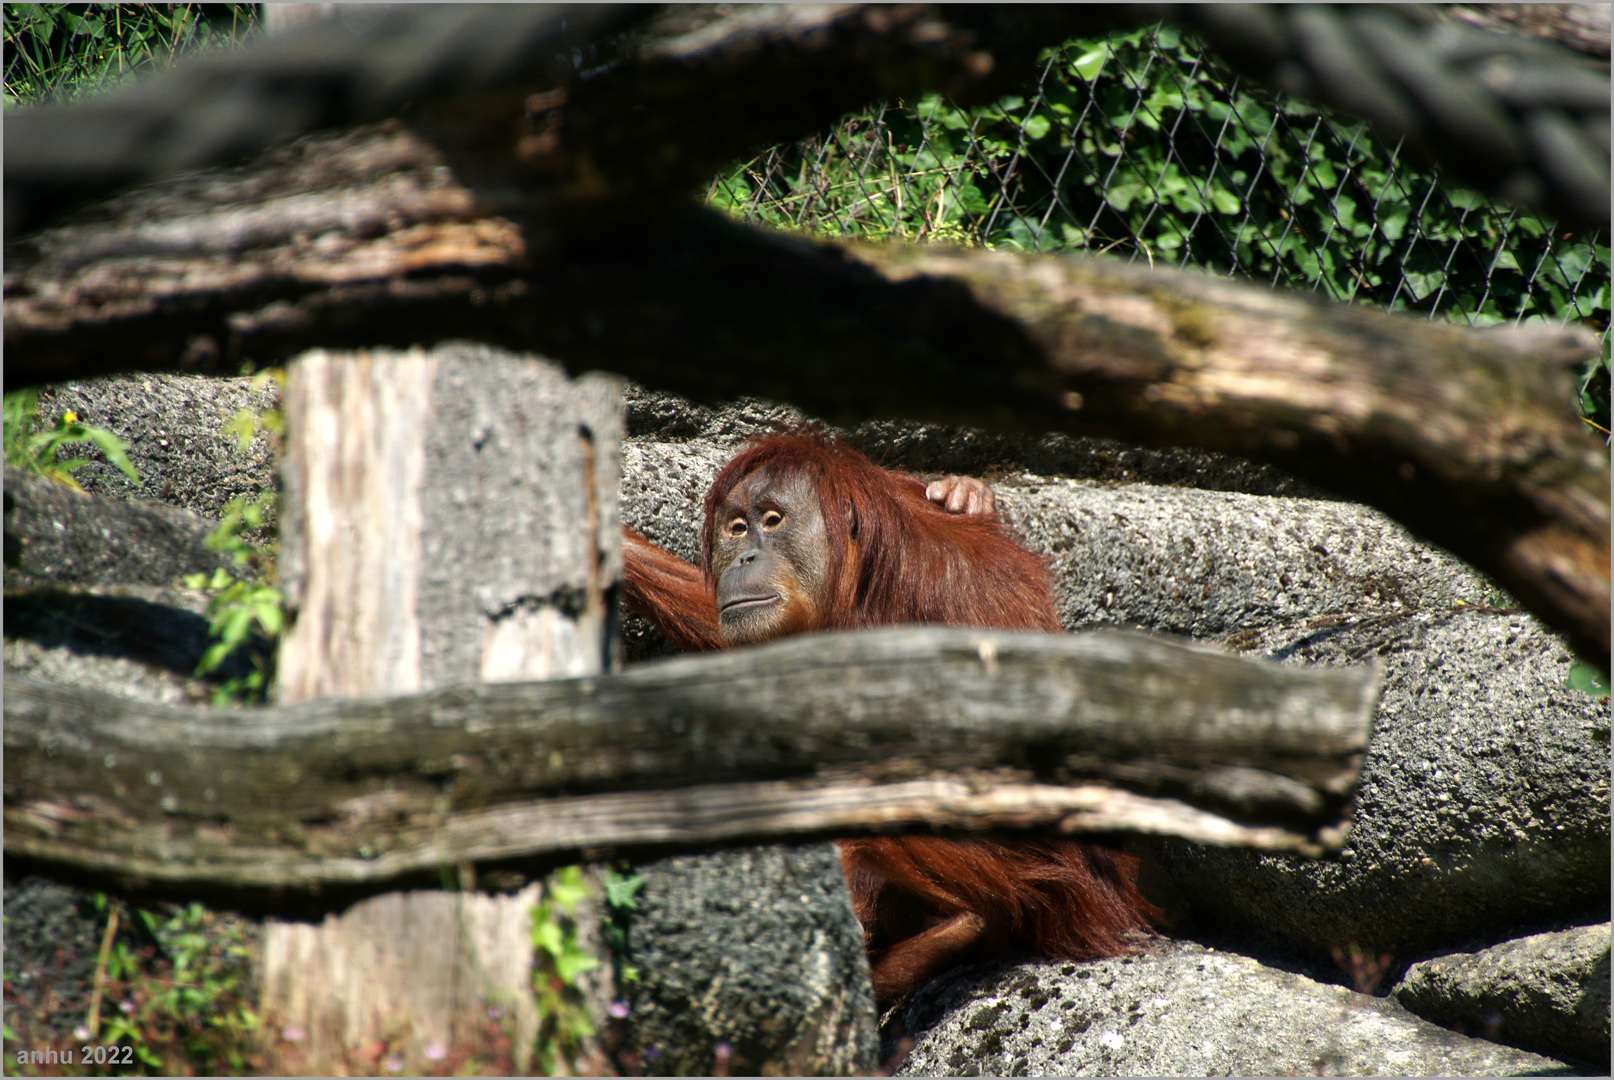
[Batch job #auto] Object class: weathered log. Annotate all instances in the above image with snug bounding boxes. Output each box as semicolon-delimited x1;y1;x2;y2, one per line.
4;627;1380;913
5;134;1604;671
1450;4;1612;60
6;5;1604;238
0;4;645;235
0;6;1120;237
5;2;1605;669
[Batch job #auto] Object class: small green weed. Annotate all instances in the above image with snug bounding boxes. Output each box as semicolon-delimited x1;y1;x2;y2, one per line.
221;368;285;455
4;898;261;1076
531;866;601;1076
183;372;285;706
3;388;140;491
183;493;281;706
1566;659;1610;698
602;865;645;988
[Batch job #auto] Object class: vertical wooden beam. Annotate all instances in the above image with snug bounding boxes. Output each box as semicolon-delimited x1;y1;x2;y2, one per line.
262;343;622;1073
258;3;337;36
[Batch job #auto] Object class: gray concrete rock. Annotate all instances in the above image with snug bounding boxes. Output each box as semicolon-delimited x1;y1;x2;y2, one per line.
35;374;279;527
1152;612;1610;965
4;583;269;707
892;940;1573;1076
624;384;807;444
622;447;1490;644
1;875;106;1041
1394;922;1611;1070
5;465;231;589
624;384;1327;498
617;392;1607;1075
612;843;879;1076
1001;476;1488;638
14;381;1603;1077
4;463;264;706
619;390;1480;655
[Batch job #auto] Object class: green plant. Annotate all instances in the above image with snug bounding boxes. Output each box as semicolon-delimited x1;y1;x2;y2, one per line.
1579;346;1610;435
1566;659;1610;698
183;493;281;706
531;866;601;1076
96;901;261;1074
4;3;257;108
709;25;1610;424
602;865;645;988
221;368;286;454
182;372;285;707
3;388;140;490
4;898;261;1076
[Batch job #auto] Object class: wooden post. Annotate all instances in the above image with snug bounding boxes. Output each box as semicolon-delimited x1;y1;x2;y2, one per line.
257;4;337;38
260;343;621;1073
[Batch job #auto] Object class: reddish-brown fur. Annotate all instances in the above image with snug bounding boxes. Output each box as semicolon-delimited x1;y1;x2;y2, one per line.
622;430;1157;1002
622;529;725;652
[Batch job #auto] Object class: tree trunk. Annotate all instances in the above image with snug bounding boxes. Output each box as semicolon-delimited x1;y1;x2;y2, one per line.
261;343;622;1074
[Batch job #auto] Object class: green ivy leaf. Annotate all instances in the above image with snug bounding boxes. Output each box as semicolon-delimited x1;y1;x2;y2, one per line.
252;594;285;636
548;866;593;913
605;871;645;910
956;180;990;216
533;917;564;957
555;951;600;985
1566;660;1610;697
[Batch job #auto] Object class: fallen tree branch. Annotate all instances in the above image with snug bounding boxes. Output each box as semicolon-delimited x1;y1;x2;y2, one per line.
0;4;645;235
7;5;1604;235
1450;4;1611;60
4;6;1605;667
7;153;1605;668
7;777;1340;920
4;627;1378;913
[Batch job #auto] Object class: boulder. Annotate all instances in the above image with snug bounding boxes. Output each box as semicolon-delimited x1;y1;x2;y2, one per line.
610;844;879;1076
1152;613;1610;964
11;378;1605;1077
892;940;1573;1076
5;465;230;589
4;465;267;705
35;375;279;526
1394;922;1611;1070
4;583;263;706
1;875;106;1041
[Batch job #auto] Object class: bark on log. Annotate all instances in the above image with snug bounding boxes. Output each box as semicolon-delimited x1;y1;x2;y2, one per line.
1450;4;1612;60
0;4;645;235
0;6;1117;237
4;627;1381;914
4;2;1605;668
6;5;1604;237
5;135;1604;670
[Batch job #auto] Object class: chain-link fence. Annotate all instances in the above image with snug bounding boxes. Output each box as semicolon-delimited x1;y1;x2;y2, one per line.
709;23;1611;428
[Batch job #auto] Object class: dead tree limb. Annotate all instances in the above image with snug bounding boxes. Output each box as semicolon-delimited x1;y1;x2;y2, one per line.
7;6;1605;236
1449;4;1612;61
4;627;1379;913
4;4;1606;665
0;4;645;235
6;143;1606;669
